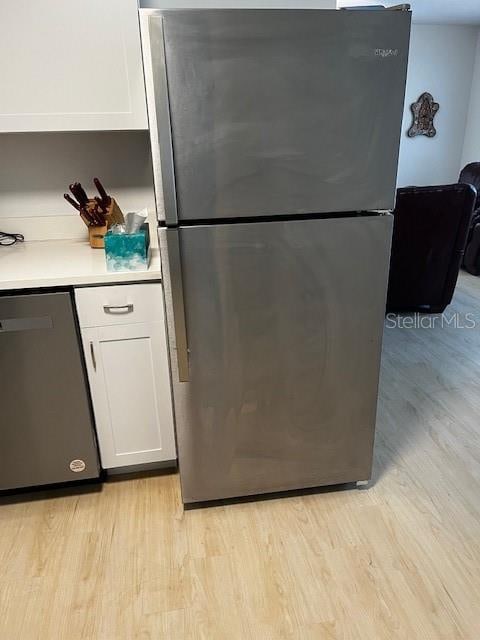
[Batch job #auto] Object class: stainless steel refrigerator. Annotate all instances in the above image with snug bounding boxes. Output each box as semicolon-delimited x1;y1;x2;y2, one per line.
140;8;411;504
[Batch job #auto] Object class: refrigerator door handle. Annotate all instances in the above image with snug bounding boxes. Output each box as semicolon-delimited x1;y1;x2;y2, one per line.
145;14;178;226
165;228;189;382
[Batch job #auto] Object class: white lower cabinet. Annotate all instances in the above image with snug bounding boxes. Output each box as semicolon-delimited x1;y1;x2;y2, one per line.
75;284;176;469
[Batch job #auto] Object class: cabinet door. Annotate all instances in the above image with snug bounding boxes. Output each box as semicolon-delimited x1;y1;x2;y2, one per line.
82;322;176;469
0;0;147;132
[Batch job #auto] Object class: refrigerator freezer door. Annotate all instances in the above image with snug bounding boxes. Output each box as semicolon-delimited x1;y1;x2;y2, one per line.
147;9;410;223
0;292;99;490
160;215;392;503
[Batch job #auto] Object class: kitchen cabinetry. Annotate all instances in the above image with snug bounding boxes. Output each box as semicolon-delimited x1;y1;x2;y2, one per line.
75;283;176;469
0;0;147;132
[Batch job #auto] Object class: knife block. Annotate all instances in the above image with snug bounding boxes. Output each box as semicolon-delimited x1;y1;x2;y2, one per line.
85;198;124;249
105;198;124;227
88;225;108;249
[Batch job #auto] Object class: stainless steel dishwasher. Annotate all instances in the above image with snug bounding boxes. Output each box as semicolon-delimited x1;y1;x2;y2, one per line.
0;292;100;490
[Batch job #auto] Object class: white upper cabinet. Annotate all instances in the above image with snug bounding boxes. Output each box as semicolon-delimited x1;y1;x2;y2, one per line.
0;0;147;132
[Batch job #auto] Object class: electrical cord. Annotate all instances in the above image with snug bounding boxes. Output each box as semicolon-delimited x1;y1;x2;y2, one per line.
0;231;25;246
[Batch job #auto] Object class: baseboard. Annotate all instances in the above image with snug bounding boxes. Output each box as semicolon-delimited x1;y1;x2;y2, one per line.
105;460;177;477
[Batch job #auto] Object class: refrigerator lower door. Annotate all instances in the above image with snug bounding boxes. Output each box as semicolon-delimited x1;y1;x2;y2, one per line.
0;292;99;490
161;215;392;504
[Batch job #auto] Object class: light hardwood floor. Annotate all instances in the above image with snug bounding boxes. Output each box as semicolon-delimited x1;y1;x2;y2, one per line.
2;273;480;639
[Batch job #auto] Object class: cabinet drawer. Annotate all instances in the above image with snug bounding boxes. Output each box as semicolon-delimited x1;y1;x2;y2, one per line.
75;283;163;328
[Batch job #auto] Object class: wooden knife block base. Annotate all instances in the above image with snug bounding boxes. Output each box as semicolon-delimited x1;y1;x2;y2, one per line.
86;198;124;249
105;198;124;227
89;225;108;249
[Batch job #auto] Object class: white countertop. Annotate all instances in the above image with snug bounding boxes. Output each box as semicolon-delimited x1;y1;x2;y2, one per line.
0;239;161;290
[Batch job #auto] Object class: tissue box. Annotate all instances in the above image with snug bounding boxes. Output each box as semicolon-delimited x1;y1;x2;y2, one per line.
104;224;150;272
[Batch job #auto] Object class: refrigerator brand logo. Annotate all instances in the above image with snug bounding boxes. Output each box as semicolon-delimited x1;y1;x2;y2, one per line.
375;48;399;58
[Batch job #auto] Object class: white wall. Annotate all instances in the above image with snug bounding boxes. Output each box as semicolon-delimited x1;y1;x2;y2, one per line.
0;131;155;218
396;24;478;187
462;32;480;167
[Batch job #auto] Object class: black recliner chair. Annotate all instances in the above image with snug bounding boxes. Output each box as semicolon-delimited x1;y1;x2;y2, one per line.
459;163;480;275
459;163;480;209
386;183;476;313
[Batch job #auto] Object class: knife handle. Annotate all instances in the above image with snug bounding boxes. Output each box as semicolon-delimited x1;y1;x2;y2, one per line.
94;196;107;213
69;182;89;206
90;203;105;226
80;212;91;227
94;177;111;206
64;193;80;211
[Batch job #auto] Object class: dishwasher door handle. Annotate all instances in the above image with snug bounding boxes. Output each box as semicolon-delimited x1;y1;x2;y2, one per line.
0;316;53;332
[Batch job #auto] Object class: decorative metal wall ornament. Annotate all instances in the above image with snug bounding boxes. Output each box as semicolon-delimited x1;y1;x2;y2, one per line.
407;92;439;138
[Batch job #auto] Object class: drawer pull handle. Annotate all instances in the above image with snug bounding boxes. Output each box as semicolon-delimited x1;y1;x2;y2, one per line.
103;304;134;314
